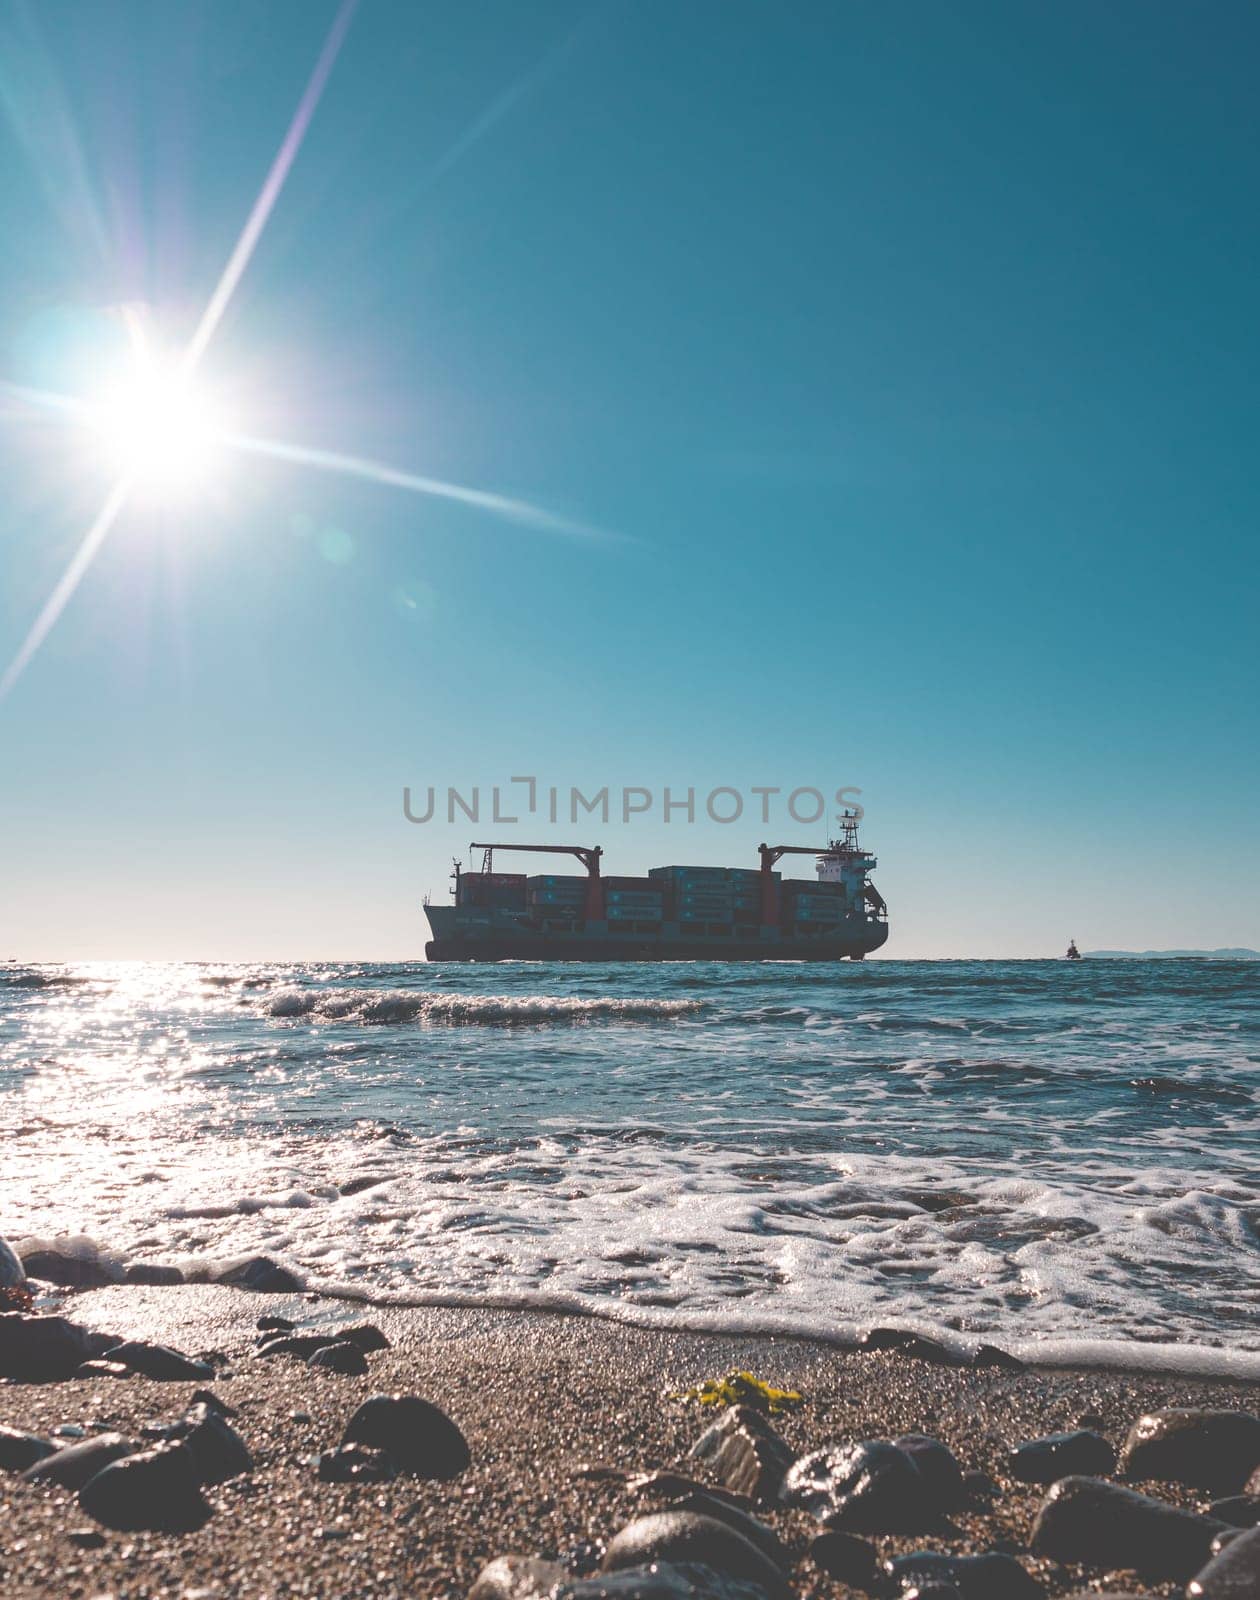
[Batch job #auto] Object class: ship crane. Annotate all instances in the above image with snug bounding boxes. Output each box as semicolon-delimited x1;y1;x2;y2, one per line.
469;842;605;921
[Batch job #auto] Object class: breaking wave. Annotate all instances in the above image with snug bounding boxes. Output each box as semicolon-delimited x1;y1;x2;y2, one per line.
1;966;92;990
261;986;702;1024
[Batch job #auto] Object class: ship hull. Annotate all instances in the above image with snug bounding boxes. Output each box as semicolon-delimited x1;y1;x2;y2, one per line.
423;907;888;962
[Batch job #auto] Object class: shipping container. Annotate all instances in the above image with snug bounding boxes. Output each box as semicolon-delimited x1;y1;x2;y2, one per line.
649;865;729;881
651;867;777;887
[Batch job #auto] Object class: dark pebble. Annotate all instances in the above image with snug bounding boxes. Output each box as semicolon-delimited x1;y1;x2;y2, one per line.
102;1340;214;1381
0;1424;55;1472
894;1434;968;1508
971;1344;1025;1370
215;1255;303;1293
0;1237;24;1289
782;1439;929;1532
1009;1430;1116;1484
689;1406;795;1502
1120;1410;1260;1493
316;1442;398;1483
1209;1496;1260;1528
602;1512;790;1600
0;1312;95;1381
337;1322;391;1352
257;1314;295;1333
189;1389;236;1417
1186;1525;1260;1598
177;1402;253;1484
21;1432;135;1489
123;1262;184;1285
1030;1474;1228;1581
342;1393;470;1479
19;1247;116;1288
667;1494;788;1571
858;1328;965;1365
885;1550;1043;1599
809;1530;881;1586
963;1471;1001;1503
78;1440;212;1532
309;1341;369;1376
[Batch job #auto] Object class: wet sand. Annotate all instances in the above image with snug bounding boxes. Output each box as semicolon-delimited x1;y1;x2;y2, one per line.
1;1285;1257;1599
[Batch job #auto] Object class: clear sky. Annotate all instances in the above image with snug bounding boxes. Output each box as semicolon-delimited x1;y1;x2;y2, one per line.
1;0;1256;960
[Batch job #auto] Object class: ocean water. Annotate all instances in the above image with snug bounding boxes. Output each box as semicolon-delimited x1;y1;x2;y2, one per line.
2;959;1257;1373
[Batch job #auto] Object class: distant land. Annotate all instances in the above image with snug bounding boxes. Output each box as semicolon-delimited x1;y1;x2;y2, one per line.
1084;947;1259;959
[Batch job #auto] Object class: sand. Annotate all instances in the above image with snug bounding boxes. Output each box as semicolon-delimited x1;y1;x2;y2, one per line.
1;1285;1257;1599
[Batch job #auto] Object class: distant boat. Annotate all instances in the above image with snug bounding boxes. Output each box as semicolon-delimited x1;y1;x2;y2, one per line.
1065;939;1082;960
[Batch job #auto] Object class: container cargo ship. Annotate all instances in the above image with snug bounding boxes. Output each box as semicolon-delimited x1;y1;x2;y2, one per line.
423;814;888;961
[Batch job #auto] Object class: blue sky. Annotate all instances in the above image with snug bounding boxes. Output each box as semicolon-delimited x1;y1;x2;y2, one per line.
0;0;1256;959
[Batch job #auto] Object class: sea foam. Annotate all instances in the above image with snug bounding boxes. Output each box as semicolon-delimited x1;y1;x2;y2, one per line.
3;957;1256;1370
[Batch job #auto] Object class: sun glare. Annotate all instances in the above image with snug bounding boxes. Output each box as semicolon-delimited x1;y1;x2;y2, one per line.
93;363;228;494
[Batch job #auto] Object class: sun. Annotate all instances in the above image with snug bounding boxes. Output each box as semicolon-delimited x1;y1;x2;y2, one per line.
93;361;229;495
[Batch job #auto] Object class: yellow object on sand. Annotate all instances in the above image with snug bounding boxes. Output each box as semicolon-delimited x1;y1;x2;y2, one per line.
674;1370;803;1414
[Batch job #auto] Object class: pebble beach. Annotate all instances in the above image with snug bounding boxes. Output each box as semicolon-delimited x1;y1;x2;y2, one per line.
3;1282;1259;1600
